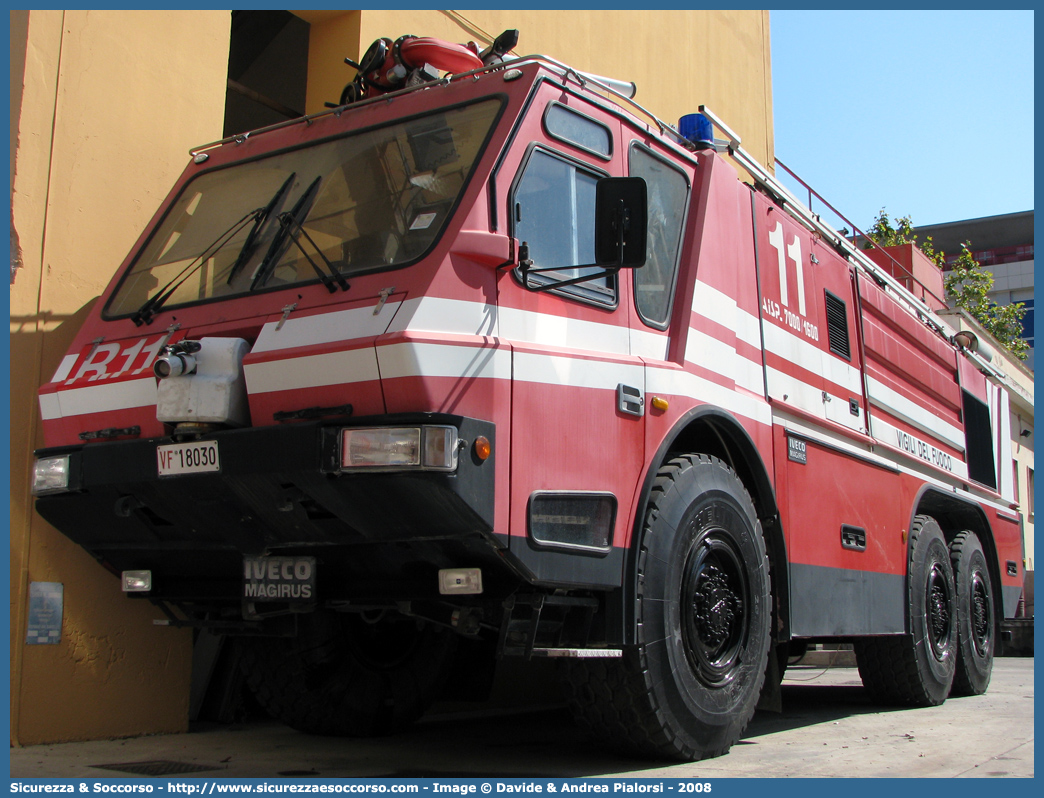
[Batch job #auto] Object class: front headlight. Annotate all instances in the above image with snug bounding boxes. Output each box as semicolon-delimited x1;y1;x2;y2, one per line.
122;570;153;592
340;426;459;471
32;455;71;495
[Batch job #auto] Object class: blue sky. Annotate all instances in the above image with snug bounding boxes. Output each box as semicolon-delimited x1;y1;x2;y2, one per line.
770;9;1034;233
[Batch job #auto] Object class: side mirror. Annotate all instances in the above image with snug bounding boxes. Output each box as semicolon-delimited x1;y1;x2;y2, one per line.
519;176;648;292
595;177;647;268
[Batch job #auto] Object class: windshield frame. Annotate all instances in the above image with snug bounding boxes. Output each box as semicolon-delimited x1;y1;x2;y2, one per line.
102;93;507;321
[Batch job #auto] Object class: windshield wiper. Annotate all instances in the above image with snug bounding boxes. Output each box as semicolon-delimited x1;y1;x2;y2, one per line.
225;171;297;287
131;209;257;326
250;176;327;291
274;201;352;293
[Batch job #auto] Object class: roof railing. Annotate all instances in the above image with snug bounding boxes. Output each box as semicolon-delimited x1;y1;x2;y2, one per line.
774;158;949;312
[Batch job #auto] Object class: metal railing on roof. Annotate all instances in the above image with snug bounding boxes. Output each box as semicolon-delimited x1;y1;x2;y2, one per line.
774;158;950;312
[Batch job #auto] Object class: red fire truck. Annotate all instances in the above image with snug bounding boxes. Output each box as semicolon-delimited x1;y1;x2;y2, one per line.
32;32;1023;760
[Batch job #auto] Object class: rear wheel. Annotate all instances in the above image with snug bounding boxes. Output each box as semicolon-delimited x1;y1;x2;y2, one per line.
949;531;995;696
239;609;456;736
855;515;957;706
562;455;771;761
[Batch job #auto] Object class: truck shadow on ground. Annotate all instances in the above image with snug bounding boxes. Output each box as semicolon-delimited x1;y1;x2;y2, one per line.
191;662;920;778
343;678;899;778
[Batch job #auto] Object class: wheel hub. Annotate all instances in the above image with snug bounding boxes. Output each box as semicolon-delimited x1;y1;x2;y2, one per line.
681;531;751;687
970;571;991;656
925;563;952;660
693;562;741;647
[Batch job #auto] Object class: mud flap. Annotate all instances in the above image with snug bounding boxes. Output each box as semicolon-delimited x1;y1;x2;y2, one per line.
756;646;783;713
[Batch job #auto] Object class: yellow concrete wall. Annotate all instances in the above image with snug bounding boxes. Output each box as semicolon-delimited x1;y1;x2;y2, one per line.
299;10;774;169
10;9;231;746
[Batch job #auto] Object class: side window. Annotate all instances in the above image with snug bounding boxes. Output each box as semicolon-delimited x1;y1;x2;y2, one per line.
513;147;613;304
544;103;612;159
962;390;997;489
629;144;688;327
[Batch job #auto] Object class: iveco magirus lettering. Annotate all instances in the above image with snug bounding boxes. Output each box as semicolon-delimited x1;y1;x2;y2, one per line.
32;29;1022;760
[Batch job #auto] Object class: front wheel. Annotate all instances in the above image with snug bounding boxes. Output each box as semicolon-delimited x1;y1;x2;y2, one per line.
562;455;771;761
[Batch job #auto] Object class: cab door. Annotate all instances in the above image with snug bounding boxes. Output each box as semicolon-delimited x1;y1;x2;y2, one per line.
496;89;644;588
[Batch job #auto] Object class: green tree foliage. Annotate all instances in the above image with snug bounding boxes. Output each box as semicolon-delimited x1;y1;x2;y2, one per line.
865;209;1028;361
865;208;916;248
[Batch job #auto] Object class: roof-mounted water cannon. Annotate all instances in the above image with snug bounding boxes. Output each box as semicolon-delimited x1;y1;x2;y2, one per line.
154;340;201;379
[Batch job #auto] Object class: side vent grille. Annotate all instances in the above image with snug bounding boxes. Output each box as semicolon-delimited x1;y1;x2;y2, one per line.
825;290;851;360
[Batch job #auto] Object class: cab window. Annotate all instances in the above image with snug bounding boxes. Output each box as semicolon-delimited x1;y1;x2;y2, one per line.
512;147;613;305
544;103;612;159
629;143;688;327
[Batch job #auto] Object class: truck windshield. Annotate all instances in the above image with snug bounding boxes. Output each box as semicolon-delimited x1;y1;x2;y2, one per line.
106;97;503;318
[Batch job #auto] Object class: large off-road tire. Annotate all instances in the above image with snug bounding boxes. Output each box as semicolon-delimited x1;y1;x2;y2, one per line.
239;609;457;736
561;455;771;761
949;530;995;696
855;515;957;706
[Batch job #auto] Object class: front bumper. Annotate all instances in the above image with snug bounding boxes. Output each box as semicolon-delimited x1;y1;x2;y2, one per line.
34;415;506;603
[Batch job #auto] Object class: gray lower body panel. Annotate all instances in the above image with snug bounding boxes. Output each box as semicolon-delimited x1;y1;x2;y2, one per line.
790;562;905;637
1002;585;1024;619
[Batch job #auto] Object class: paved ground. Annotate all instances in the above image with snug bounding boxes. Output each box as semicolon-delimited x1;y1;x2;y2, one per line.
10;659;1033;779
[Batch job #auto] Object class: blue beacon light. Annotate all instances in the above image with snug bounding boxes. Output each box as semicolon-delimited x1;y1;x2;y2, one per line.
678;113;715;150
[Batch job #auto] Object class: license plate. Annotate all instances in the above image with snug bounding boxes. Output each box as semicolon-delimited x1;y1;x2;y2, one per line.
157;440;220;476
243;556;316;601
